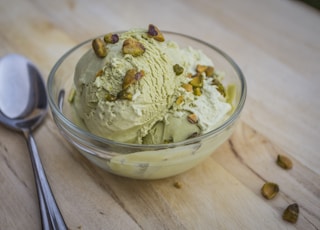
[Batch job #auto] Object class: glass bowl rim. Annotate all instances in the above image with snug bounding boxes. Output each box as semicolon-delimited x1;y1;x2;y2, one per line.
47;31;247;150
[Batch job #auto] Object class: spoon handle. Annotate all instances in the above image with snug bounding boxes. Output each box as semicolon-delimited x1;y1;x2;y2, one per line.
37;178;51;230
24;130;67;230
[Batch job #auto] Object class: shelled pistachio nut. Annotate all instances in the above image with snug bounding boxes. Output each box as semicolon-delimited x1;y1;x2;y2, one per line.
282;203;299;223
261;182;279;200
122;38;145;57
92;38;107;58
276;154;293;170
147;24;165;42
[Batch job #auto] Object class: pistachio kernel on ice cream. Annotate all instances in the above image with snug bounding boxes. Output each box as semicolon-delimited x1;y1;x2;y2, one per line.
205;66;214;77
193;87;202;96
189;74;203;88
104;33;119;44
92;38;107;58
175;95;184;105
122;69;145;90
95;69;104;77
117;90;133;101
187;113;198;124
147;24;165;42
212;78;226;97
182;83;193;92
173;64;184;76
196;64;215;77
196;64;208;74
105;93;117;102
122;37;146;57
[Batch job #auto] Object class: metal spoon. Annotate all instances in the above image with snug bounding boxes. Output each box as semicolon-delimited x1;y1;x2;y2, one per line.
0;54;67;230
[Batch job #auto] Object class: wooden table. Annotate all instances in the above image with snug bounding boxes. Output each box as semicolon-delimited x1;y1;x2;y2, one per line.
1;0;319;229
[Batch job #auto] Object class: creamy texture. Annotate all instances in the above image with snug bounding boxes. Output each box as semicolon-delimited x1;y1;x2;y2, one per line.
73;29;231;144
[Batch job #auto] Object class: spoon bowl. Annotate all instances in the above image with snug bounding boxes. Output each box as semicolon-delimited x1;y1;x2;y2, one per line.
0;54;47;130
0;54;67;230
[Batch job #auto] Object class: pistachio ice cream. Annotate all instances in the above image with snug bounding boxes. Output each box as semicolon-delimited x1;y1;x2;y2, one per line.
72;25;231;145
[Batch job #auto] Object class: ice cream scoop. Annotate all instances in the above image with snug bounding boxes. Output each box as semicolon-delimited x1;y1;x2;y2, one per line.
72;26;231;144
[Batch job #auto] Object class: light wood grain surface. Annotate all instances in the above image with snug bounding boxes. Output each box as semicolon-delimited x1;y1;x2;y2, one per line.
1;0;319;229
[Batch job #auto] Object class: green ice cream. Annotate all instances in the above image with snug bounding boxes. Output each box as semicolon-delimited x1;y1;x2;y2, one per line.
73;26;231;144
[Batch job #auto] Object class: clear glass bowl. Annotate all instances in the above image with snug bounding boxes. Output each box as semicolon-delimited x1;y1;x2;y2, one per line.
47;31;246;179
